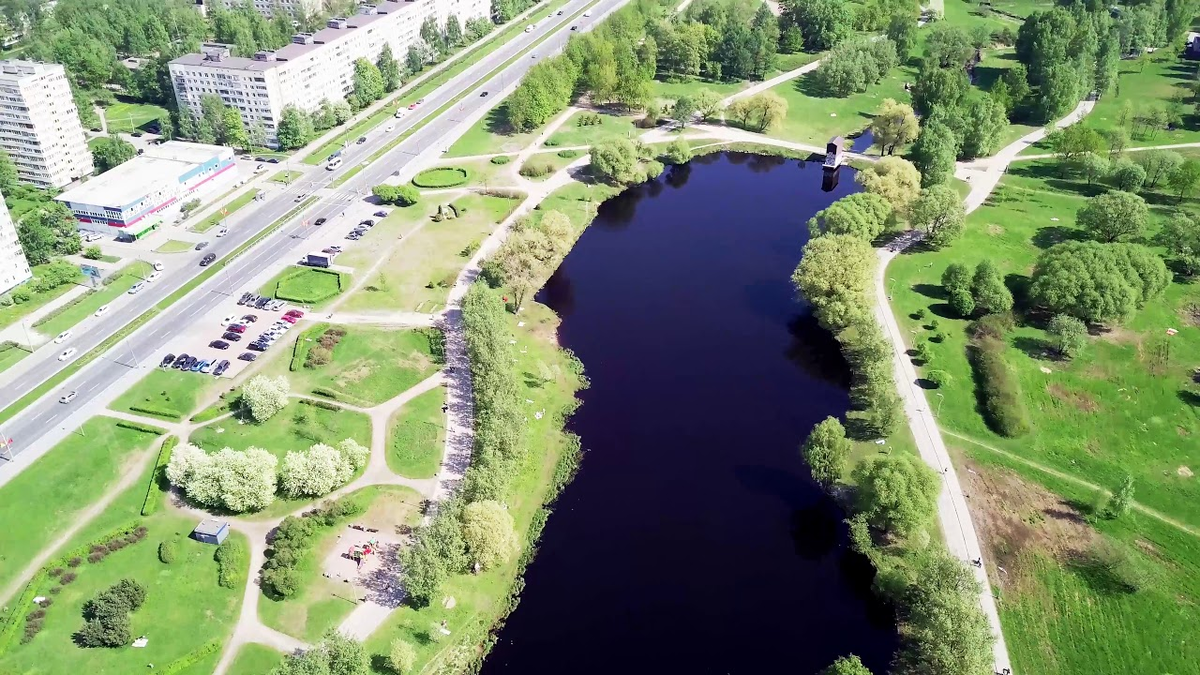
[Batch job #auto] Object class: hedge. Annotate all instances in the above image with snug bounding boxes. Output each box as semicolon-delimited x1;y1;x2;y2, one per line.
490;155;511;165
969;337;1031;437
128;404;183;421
310;386;344;401
0;570;46;656
412;166;469;188
161;638;222;675
273;268;348;305
140;436;179;516
214;539;247;589
290;322;330;372
115;420;167;435
298;397;341;411
31;288;97;328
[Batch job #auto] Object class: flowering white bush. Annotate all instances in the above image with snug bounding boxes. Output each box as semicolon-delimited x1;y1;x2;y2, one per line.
242;375;290;422
278;438;369;498
167;444;278;512
337;438;370;471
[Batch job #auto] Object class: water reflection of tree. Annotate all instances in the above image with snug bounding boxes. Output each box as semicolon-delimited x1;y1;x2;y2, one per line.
598;184;644;228
537;265;575;316
665;163;691;189
748;154;788;173
784;313;851;389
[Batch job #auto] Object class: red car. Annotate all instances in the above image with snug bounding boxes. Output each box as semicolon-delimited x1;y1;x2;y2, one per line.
285;309;305;318
408;103;417;110
226;324;247;333
280;315;298;324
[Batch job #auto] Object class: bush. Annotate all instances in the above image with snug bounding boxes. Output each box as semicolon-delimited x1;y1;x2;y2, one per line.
373;184;420;207
214;539;247;589
557;149;578;159
128;404;180;420
75;579;146;648
158;540;177;564
82;245;103;260
160;639;222;675
925;369;950;388
141;436;178;516
490;155;511;165
519;160;554;178
969;337;1030;437
115;420;167;435
412;167;469;188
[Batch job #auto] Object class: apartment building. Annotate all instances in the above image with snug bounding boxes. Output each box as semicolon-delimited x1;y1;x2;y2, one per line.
213;0;326;18
169;0;487;147
0;192;32;297
0;60;93;188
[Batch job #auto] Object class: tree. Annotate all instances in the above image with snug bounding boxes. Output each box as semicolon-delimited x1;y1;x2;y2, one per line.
792;234;876;331
1029;241;1170;324
590;137;641;184
0;148;16;194
75;579;146;648
405;44;424;74
727;91;788;133
1137;149;1183;189
445;14;463;47
959;94;1008;159
971;260;1013;315
910;121;958;187
243;375;290;422
1076;190;1148;243
909;185;965;249
809;38;897;98
671;95;697;126
276;106;313;150
280;441;361;498
1110;158;1146;192
855;157;921;216
89;136;137;173
1077;152;1110;185
802;416;850;487
807;192;893;241
1047;314;1088;359
221;106;249;150
692;88;724;122
377;44;402;92
272;631;368;675
1105;475;1135;518
871;98;918;155
851;453;940;536
942;262;972;297
166;444;278;512
460;500;519;570
886;11;918;61
1167;159;1200;201
894;554;995;675
925;23;975;68
493;230;548;310
822;655;872;675
351;58;385;109
1156;212;1200;275
389;638;417;674
780;0;853;51
911;65;969;117
662;138;691;165
421;16;447;58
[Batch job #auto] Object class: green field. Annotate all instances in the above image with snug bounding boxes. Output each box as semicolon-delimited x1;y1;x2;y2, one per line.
189;400;372;461
0;341;28;373
263;326;443;407
269;170;302;184
0;515;243;675
227;643;283;675
0;264;85;332
110;368;217;421
103;102;168;134
544;111;640;148
154;239;196;254
258;267;348;306
193;189;259;234
387;385;446;478
341;193;523;314
0;417;163;598
1085;51;1200;148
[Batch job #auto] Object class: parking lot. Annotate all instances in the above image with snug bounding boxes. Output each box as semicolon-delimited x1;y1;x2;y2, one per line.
155;293;305;381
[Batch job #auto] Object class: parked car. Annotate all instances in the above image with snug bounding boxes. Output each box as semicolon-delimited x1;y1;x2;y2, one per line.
255;297;271;309
152;261;165;271
200;252;217;266
328;245;343;253
221;314;237;325
190;359;207;372
213;360;231;376
83;232;104;242
160;353;176;367
241;314;258;323
226;324;246;333
280;315;297;324
248;342;267;352
200;360;214;373
346;232;361;241
94;304;110;317
315;218;326;226
128;282;146;295
147;271;162;282
285;309;304;318
59;390;78;404
173;353;190;369
267;157;280;163
58;347;77;361
195;241;209;250
53;330;72;344
222;331;243;342
360;219;375;227
268;300;285;311
238;352;257;361
238;292;253;305
209;340;229;350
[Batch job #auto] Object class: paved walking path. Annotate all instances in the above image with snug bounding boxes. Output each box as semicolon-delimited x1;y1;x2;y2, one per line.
1013;138;1200;161
316;311;438;328
719;59;824;108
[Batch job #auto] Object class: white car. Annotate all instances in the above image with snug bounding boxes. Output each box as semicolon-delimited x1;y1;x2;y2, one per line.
58;348;77;361
53;330;72;344
147;271;162;282
254;164;267;174
525;25;533;32
583;10;591;16
385;124;395;132
83;232;103;243
152;261;164;271
221;314;237;325
216;226;229;237
94;304;110;317
128;282;146;294
59;391;77;404
394;110;405;119
294;193;307;202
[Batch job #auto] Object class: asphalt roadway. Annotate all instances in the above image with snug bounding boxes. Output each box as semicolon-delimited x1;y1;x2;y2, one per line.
0;0;625;468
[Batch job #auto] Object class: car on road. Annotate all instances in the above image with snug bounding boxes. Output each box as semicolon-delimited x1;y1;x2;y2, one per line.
59;391;77;404
241;314;258;323
222;331;243;342
294;193;307;202
480;91;489;97
531;52;537;58
216;226;229;237
128;282;146;295
315;218;326;226
239;352;257;361
200;253;217;266
160;353;176;367
195;241;209;250
213;360;230;376
356;136;367;144
571;25;578;30
94;304;110;317
385;124;395;132
209;340;229;350
373;210;387;218
147;271;162;282
583;10;591;16
557;9;563;14
394;110;405;118
417;98;425;105
525;25;533;32
57;348;77;361
53;330;72;344
408;103;417;110
152;261;164;271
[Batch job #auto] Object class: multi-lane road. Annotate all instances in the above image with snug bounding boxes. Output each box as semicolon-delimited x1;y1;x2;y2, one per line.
0;0;625;473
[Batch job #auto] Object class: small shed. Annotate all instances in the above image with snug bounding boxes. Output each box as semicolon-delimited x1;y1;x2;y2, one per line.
1187;32;1200;59
192;519;230;545
824;137;845;168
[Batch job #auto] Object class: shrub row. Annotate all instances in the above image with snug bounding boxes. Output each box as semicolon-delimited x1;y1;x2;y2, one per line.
273;269;348;305
140;436;179;516
310;386;344;401
969;336;1031;437
0;571;46;656
127;404;182;420
490;155;511;165
289;322;330;372
115;420;167;435
161;638;222;675
298;397;341;411
412;167;470;188
305;326;346;368
31;288;98;328
519;160;554;178
262;497;364;598
214;539;247;589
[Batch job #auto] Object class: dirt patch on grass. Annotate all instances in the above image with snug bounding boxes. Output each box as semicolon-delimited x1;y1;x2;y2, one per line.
986;223;1005;236
1178;465;1194;478
959;459;1101;592
1179;303;1200;327
1098;326;1140;346
1045;382;1099;412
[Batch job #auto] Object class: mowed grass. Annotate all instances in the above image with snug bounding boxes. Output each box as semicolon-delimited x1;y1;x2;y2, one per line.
0;514;243;675
446;104;546;157
110;368;216;421
103;102;168;133
189;400;372;460
154;239;196;254
387;385;446;478
258;267;347;306
270;170;302;184
544;111;640;148
1086;51;1200;148
34;262;153;338
192;189;259;234
264;326;442;407
0;342;28;373
227;643;283;675
0;263;84;331
0;417;162;597
258;485;424;641
341;193;522;314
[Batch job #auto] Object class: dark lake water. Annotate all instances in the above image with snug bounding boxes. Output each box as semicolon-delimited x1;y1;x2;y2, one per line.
481;153;899;675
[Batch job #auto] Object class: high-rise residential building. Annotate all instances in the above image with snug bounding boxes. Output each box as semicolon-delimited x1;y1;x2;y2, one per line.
169;0;488;147
0;192;32;296
214;0;327;18
0;60;93;188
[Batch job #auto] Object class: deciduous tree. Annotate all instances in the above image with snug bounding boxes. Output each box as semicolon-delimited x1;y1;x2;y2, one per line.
792;233;875;331
802;416;850;487
276;106;313;150
822;655;872;675
1156;212;1200;275
807;192;893;241
377;44;402;92
970;260;1013;315
855;157;921;216
1047;313;1088;359
1029;241;1169;324
243;375;290;422
461;500;519;570
1167;158;1200;201
870;98;919;155
909;185;965;249
1136;148;1183;189
1076;190;1148;242
851;453;940;536
90;136;136;173
910;120;957;186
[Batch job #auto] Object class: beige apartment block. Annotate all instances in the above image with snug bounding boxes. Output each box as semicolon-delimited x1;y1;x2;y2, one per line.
0;60;93;188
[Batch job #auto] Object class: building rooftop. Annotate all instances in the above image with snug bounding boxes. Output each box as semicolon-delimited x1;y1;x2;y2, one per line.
0;59;62;82
194;519;229;536
56;157;190;208
144;140;229;164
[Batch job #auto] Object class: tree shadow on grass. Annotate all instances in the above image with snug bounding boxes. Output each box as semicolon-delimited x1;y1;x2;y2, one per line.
1178;389;1200;407
483;104;514;137
912;283;944;300
1012;335;1052;360
1032;224;1085;249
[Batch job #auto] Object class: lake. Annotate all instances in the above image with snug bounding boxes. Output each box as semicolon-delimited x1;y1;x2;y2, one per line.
481;152;899;674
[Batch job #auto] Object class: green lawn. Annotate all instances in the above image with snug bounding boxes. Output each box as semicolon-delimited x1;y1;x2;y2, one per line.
189;400;372;461
33;263;153;338
192;189;259;234
387;385;446;478
0;514;243;675
263;326;443;407
104;102;168;134
0;341;28;373
341;193;522;314
258;485;424;641
227;643;283;675
544;111;640;148
154;239;196;254
110;368;217;421
0;263;85;331
519;150;578;181
258;267;348;306
446;103;547;157
0;417;163;599
1082;51;1200;148
270;170;302;184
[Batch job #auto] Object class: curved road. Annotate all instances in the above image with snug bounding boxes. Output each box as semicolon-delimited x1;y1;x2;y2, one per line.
0;0;626;480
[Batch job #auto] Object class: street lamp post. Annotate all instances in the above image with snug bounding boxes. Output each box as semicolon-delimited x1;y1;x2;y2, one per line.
935;392;945;417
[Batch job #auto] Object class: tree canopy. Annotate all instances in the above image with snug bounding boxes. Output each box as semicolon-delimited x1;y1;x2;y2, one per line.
851;452;940;537
1029;241;1170;324
807;192;893;241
